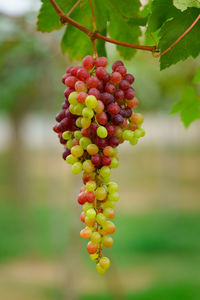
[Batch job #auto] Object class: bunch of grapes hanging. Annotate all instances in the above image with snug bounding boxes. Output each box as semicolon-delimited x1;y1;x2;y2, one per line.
53;55;145;274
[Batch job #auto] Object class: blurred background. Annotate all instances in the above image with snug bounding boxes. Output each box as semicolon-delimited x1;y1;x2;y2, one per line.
0;1;200;299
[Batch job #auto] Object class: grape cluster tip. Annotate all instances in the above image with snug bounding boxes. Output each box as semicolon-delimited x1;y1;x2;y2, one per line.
53;55;145;274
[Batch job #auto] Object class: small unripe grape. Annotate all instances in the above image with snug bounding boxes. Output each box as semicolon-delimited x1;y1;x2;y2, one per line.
81;117;91;129
87;241;98;254
91;232;101;244
97;126;108;138
74;103;84;115
100;166;111;178
82;107;94;119
76;117;82;128
130;113;144;124
62;131;72;140
108;182;118;193
86;208;96;219
66;154;78;165
103;221;116;234
100;257;110;270
87;144;99;155
108;192;119;202
68;92;78;104
74;130;82;140
71;145;84;158
95;186;107;201
72;162;82;174
83;202;93;213
85;180;96;191
103;201;115;209
80;227;92;238
102;235;113;247
134;129;143;138
110;157;119;168
80;137;92;149
103;208;115;219
85;95;98;109
129;136;138;146
122;130;134;141
83;160;94;173
100;175;110;184
96;213;106;225
96;263;106;274
66;139;73;149
90;253;98;261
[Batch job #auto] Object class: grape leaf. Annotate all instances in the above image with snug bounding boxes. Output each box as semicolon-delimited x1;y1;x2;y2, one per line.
107;0;142;59
37;0;73;32
148;0;181;33
158;8;200;70
171;86;200;127
193;67;200;83
173;0;200;11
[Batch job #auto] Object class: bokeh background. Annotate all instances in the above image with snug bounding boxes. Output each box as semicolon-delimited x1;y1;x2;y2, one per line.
0;1;200;299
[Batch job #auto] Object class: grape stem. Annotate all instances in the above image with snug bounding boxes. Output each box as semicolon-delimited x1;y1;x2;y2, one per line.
66;0;82;17
49;0;158;52
88;0;98;58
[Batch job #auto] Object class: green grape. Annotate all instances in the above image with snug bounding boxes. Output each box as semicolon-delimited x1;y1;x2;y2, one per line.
90;253;98;261
100;166;111;178
95;186;107;201
96;263;106;274
72;162;82;174
97;126;108;138
103;201;115;208
83;202;93;213
74;103;84;115
76;117;82;128
69;104;76;114
134;129;143;138
81;117;91;129
108;182;118;193
85;95;98;109
86;208;96;219
99;257;110;270
110;157;119;168
100;176;110;184
66;139;73;149
71;145;84;158
82;107;94;119
85;181;96;191
80;137;92;149
108;192;119;202
74;130;82;140
91;232;101;244
96;213;106;225
122;129;134;141
129;136;138;146
66;154;78;165
62;131;72;140
68;91;78;105
140;128;146;137
83;160;94;173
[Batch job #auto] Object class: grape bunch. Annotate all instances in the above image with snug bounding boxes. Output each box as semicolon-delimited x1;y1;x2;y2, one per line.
53;55;145;274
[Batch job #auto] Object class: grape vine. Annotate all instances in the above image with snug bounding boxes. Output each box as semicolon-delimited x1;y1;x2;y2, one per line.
53;56;145;273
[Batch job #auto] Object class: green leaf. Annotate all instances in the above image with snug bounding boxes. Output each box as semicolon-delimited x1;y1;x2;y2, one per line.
173;0;200;11
159;8;200;70
37;0;73;32
171;86;200;127
193;67;200;83
107;0;142;59
148;0;181;33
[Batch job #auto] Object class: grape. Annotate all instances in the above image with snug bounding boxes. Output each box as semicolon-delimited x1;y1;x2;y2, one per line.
82;55;95;70
95;67;107;79
54;56;145;273
97;126;108;138
72;162;82;174
95;57;108;67
85;95;98;109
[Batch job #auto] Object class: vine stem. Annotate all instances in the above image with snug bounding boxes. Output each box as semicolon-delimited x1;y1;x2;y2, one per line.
89;0;98;58
155;14;200;58
67;0;81;17
49;0;158;52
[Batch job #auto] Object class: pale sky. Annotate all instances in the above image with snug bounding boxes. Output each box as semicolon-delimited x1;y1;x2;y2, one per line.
0;0;41;15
